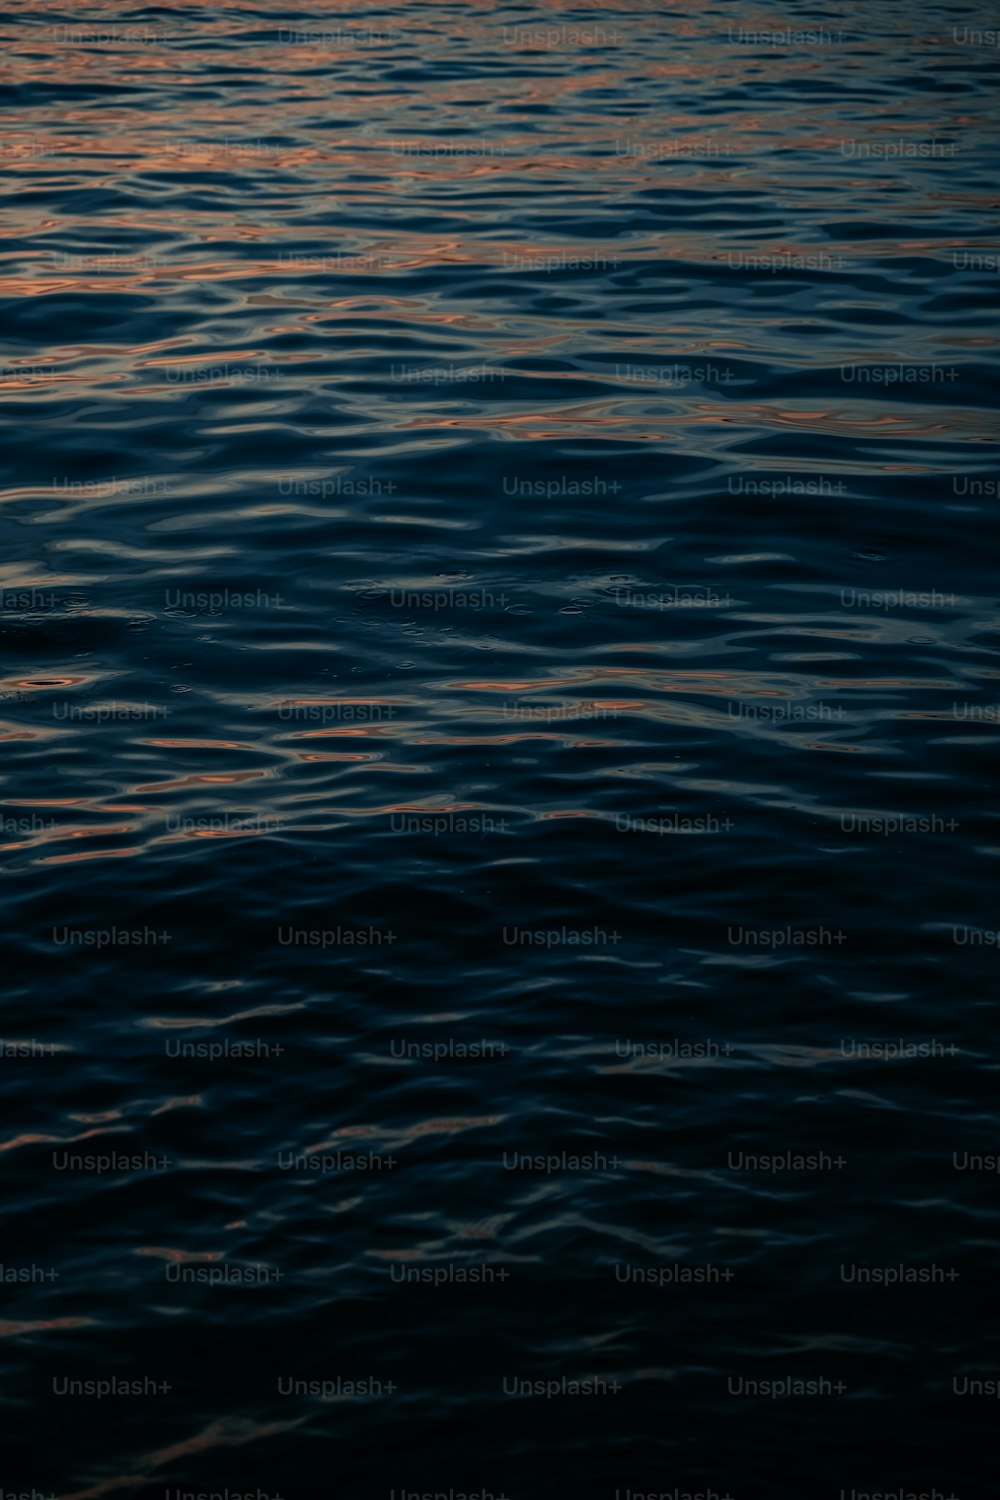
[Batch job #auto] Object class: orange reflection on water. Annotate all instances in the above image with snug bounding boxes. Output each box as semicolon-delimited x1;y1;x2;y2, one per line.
0;1316;96;1338
40;847;141;864
136;1246;222;1263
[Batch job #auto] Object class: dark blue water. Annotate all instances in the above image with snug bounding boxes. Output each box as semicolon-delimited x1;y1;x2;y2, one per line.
2;3;999;1496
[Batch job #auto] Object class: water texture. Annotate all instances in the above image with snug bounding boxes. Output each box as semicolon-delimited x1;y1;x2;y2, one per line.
1;2;998;1495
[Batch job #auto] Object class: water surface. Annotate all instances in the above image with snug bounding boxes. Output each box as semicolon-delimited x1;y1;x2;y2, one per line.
1;3;998;1495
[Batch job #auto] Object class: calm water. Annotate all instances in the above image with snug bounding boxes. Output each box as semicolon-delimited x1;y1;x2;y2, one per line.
1;2;998;1495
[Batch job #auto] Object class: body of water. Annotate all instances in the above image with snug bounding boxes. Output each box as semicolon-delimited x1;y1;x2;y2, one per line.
1;3;998;1496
